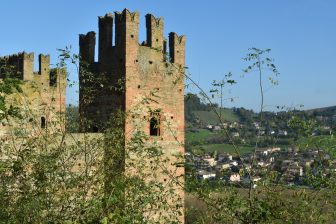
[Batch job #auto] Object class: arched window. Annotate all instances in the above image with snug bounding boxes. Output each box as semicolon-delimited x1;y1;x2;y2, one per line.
41;117;46;129
150;114;160;136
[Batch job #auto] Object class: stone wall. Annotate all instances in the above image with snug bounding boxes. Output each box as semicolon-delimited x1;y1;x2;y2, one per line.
0;52;66;137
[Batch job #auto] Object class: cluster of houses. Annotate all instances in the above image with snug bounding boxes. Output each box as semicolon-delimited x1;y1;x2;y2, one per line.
206;122;241;137
186;147;336;187
189;112;336;187
206;121;289;137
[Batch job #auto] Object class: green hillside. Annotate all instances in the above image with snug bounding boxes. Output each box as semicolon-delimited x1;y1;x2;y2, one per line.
193;108;239;125
186;129;215;143
185;128;254;155
202;143;254;155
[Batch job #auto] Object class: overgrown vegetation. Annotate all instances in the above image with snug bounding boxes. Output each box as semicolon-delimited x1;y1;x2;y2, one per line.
1;45;336;223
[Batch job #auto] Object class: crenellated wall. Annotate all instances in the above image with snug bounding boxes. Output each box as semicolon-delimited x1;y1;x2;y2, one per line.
0;52;66;136
79;9;185;131
0;52;60;85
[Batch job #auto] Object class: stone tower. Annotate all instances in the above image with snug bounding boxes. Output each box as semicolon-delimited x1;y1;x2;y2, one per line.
79;9;185;222
0;52;66;136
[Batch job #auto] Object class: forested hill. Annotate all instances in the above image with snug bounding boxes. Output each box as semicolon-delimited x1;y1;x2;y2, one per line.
184;93;336;128
184;93;255;126
306;106;336;117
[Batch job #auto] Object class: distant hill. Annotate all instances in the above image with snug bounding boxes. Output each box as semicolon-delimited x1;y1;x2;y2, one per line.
185;93;258;126
185;93;243;126
185;93;336;128
193;108;239;125
306;106;336;116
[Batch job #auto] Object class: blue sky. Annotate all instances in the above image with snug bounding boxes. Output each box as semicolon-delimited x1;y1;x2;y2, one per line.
1;0;335;111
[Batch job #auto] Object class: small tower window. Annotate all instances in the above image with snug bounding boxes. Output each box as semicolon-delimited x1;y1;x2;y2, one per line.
41;117;46;129
150;113;160;136
92;126;99;133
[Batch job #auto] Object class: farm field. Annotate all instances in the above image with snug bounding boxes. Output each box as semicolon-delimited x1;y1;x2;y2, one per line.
186;128;254;155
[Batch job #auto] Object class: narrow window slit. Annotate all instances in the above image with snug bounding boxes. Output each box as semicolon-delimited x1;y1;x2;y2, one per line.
41;117;46;129
150;113;160;136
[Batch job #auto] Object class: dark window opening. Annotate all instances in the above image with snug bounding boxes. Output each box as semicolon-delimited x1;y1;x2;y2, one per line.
149;61;153;64
138;85;141;89
50;69;57;87
41;117;46;129
150;115;160;136
156;39;159;42
131;34;134;38
92;126;99;133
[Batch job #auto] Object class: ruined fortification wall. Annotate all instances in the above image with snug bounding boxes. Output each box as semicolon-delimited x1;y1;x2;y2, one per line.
0;52;66;136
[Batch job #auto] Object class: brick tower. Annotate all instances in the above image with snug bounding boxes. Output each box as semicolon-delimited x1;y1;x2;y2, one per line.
79;9;185;222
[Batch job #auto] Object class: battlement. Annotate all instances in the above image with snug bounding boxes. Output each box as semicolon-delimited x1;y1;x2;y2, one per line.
0;52;64;87
99;13;113;63
115;9;140;23
146;14;164;49
79;31;96;64
79;9;185;65
0;52;33;80
169;32;186;64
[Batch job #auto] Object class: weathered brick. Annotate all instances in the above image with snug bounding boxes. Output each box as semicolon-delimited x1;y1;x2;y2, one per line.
79;8;186;223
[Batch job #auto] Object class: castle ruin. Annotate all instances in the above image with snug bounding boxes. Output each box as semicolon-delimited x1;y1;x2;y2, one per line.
0;8;185;222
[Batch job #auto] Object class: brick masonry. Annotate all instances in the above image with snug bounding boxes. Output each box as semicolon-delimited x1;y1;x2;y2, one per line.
79;8;186;222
